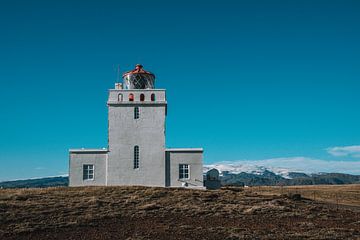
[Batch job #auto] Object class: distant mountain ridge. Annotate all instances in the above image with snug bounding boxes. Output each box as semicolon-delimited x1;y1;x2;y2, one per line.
204;163;294;178
1;168;360;188
0;176;68;188
220;171;360;186
204;163;360;186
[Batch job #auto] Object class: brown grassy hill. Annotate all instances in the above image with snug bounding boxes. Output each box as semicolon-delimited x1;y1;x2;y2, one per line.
253;184;360;207
1;185;360;239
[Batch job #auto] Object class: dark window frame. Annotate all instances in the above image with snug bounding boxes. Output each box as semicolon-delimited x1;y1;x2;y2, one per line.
134;106;140;119
134;146;139;169
83;164;94;180
179;164;190;179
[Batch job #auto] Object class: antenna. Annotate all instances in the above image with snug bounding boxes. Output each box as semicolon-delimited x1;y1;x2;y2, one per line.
117;64;121;82
113;64;124;90
113;64;121;82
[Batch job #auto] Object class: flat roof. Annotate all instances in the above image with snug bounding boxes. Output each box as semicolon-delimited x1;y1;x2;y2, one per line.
109;89;166;91
166;148;203;152
69;148;108;153
70;148;202;153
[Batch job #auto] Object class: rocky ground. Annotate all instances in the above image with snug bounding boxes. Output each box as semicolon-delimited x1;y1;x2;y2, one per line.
0;185;359;239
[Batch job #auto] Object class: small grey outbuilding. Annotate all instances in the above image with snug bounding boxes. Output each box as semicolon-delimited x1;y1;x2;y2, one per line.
204;168;221;190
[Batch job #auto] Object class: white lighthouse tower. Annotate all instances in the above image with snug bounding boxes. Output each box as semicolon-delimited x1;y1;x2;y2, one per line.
107;64;167;186
69;64;203;188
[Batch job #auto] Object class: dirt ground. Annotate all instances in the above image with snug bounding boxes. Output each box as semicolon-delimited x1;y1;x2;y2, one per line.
1;185;359;239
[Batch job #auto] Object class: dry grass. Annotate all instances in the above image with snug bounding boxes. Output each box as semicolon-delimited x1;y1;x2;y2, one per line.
249;184;360;207
0;185;359;239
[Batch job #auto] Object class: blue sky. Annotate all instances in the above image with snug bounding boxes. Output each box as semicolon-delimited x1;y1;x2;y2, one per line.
0;0;360;180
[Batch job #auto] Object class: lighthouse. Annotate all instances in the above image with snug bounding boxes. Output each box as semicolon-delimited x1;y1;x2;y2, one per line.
69;65;204;188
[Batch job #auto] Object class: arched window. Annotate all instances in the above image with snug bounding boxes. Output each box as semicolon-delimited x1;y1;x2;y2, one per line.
134;106;139;119
151;93;156;101
140;94;145;101
129;93;134;101
118;93;123;102
134;145;139;169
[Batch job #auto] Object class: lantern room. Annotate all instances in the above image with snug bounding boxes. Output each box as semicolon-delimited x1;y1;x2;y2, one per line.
122;64;155;89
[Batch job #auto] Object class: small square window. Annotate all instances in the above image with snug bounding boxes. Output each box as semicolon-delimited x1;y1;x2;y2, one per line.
83;164;94;180
179;164;190;179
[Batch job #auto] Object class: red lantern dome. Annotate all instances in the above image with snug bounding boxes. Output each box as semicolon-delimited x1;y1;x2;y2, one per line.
122;64;155;89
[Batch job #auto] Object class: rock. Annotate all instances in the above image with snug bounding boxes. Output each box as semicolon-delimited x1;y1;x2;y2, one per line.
287;193;302;201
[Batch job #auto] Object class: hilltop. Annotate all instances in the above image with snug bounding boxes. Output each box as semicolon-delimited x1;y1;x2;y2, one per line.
1;185;360;239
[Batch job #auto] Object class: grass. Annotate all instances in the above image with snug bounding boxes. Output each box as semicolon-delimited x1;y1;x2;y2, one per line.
249;184;360;206
0;185;359;239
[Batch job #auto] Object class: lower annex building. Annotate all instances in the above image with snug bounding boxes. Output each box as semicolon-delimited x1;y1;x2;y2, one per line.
69;65;204;188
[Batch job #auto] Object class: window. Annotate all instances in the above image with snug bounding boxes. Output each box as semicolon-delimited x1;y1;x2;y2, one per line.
129;93;134;101
134;106;139;119
179;164;190;179
140;94;145;101
83;164;94;180
134;146;139;169
118;93;123;102
151;93;156;101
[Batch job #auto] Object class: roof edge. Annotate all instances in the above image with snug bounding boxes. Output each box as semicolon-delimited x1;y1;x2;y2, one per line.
69;148;109;153
109;89;166;91
166;148;203;152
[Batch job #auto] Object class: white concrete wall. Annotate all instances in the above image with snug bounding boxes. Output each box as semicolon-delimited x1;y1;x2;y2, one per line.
165;150;203;188
69;151;108;186
69;87;205;188
108;89;166;104
107;90;167;187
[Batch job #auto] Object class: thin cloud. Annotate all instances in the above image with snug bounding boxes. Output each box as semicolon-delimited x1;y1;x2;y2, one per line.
326;145;360;158
34;167;45;170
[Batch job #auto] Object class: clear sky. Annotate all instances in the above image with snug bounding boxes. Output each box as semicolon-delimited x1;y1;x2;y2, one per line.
1;0;360;181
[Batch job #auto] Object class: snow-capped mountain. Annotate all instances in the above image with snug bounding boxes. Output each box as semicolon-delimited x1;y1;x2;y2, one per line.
203;162;360;186
204;163;296;179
